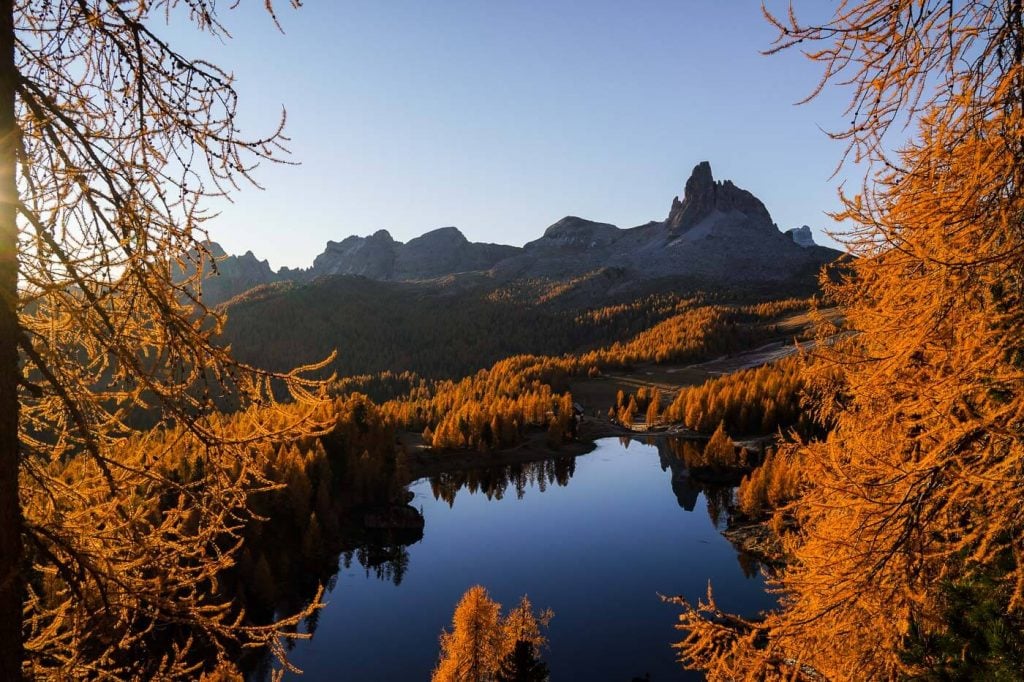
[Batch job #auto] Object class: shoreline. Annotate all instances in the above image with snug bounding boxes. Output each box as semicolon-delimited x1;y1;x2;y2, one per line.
401;414;712;482
400;422;783;568
721;519;784;567
403;434;597;482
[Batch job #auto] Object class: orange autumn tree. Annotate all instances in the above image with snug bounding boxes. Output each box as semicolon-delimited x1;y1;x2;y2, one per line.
433;586;504;682
433;586;552;682
674;1;1024;680
0;1;333;679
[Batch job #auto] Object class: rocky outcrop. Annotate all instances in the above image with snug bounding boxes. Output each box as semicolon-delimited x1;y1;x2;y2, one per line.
312;229;398;279
785;225;816;247
528;216;622;250
361;504;425;530
281;226;518;284
665;161;774;234
395;226;519;279
197;161;842;305
190;242;279;305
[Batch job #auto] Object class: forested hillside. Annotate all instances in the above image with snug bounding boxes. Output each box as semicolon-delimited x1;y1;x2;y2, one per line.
354;298;816;452
218;270;824;382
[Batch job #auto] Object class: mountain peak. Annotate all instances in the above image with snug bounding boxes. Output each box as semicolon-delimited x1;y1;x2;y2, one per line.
409;226;468;245
543;216;607;234
688;160;715;194
665;162;773;233
530;216;620;250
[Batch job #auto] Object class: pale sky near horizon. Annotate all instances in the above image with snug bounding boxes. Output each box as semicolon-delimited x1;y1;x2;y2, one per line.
167;1;857;270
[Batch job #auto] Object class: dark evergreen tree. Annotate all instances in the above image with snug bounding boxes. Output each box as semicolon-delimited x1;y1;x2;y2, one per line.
495;640;549;682
900;554;1024;682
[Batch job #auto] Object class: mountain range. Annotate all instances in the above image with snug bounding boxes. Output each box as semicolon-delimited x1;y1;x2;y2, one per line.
204;162;845;381
199;162;840;306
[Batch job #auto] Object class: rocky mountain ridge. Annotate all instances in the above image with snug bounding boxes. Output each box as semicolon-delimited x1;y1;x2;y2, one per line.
199;162;838;305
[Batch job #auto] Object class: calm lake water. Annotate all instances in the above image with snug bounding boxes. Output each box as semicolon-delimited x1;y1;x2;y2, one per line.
284;437;775;680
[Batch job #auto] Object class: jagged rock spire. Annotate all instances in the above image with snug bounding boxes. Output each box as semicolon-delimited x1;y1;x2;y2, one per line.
665;161;773;233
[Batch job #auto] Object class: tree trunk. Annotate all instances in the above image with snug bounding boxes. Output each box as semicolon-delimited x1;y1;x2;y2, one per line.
0;0;22;677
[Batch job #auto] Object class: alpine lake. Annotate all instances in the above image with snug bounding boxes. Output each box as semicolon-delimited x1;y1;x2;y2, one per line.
254;436;775;681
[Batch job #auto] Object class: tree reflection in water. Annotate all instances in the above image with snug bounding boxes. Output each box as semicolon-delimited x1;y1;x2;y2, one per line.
244;437;767;677
428;455;577;506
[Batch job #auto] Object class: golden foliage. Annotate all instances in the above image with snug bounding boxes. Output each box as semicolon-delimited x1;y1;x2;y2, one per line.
432;586;552;682
1;1;338;678
675;2;1024;679
379;301;806;451
433;586;503;682
702;422;737;469
665;354;817;435
736;448;801;520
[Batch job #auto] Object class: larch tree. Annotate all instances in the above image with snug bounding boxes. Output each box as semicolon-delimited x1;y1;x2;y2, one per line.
433;585;503;682
0;0;333;679
497;596;552;682
433;588;553;682
674;1;1024;679
645;389;660;426
702;421;735;468
499;595;552;660
494;641;549;682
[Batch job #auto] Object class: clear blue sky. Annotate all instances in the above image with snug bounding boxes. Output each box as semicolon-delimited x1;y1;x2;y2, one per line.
169;1;853;270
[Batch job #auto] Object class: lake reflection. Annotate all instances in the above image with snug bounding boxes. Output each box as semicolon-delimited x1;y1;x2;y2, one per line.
283;437;775;681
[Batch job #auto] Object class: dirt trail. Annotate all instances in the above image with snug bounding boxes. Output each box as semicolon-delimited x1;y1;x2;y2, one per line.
688;337;812;377
569;307;842;410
